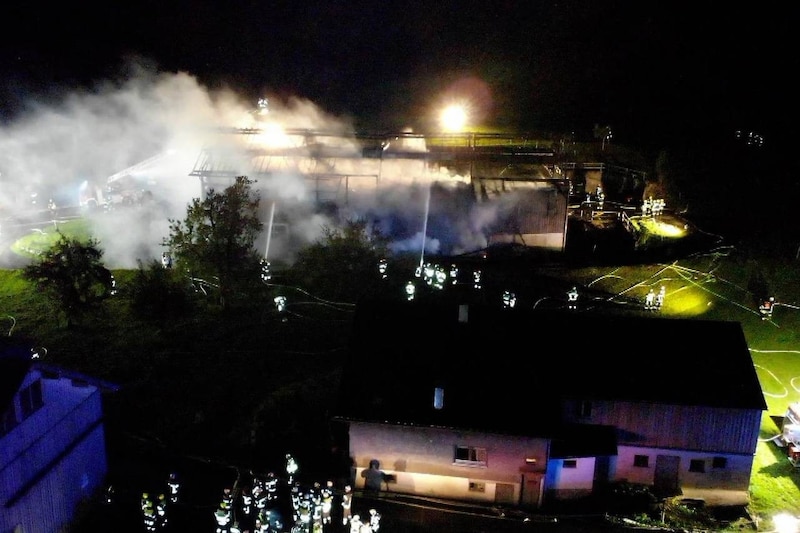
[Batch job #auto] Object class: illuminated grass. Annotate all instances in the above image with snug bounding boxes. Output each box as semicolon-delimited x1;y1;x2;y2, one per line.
630;216;688;238
9;218;95;258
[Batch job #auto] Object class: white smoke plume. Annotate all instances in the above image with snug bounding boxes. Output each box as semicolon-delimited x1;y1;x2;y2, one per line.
0;60;504;269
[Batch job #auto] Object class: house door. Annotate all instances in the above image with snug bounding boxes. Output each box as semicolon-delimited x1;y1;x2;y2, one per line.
654;454;680;497
593;456;610;489
520;473;543;508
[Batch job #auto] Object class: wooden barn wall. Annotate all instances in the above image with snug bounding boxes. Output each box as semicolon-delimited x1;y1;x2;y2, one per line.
565;400;762;455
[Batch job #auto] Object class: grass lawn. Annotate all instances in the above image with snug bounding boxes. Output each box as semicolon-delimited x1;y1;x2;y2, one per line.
9;217;95;258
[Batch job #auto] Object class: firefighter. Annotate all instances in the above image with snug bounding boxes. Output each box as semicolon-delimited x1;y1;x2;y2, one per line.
369;508;382;532
405;280;416;301
320;480;334;525
241;485;254;519
285;454;298;485
502;290;516;308
310;482;323;529
349;514;362;533
265;472;278;501
141;492;153;513
260;259;272;282
290;482;302;523
161;252;172;269
255;513;271;533
760;297;775;320
298;494;312;529
642;197;652;216
341;484;353;526
104;484;114;505
253;484;267;512
645;289;656;310
449;264;459;285
166;472;180;504
567;286;579;310
220;487;234;510
434;265;447;289
143;505;158;532
215;507;232;533
655;286;666;309
155;493;168;529
141;493;157;532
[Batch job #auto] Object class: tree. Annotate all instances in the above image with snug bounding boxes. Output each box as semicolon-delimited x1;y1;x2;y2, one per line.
22;232;113;328
287;219;390;303
164;175;263;308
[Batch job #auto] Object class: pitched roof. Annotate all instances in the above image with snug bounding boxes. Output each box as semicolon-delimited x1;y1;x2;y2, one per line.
1;337;119;416
333;298;766;437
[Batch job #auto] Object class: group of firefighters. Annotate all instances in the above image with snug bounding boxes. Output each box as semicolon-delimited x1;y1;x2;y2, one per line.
644;286;666;311
130;454;382;533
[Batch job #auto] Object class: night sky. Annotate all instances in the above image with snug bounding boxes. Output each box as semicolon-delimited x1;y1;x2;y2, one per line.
0;2;793;151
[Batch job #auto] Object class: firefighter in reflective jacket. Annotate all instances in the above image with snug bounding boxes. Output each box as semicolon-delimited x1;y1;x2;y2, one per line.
215;507;232;533
341;484;353;525
155;493;168;529
760;297;775;320
290;482;302;523
285;454;298;485
265;472;278;501
311;482;323;528
298;495;312;527
253;484;267;512
369;508;382;532
141;493;157;532
240;486;253;518
143;507;158;532
141;492;152;513
167;472;180;504
321;480;334;525
567;286;579;310
349;514;362;533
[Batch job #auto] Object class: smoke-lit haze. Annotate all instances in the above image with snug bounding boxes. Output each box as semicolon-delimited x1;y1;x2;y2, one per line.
0;61;510;268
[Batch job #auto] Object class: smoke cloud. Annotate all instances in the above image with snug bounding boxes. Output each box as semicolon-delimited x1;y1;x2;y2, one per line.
0;60;512;269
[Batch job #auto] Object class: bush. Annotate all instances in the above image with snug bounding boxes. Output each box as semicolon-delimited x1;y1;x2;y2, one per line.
128;260;193;321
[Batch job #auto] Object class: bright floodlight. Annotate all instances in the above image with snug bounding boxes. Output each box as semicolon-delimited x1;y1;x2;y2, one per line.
440;104;468;132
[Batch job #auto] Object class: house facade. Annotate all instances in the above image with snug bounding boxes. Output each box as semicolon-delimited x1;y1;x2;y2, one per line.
348;422;548;507
333;299;766;509
1;341;114;533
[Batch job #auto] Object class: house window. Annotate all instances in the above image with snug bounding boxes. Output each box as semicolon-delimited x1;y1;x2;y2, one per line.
20;379;43;419
563;459;577;468
633;454;649;468
577;400;592;418
468;481;485;493
455;445;487;466
1;404;18;436
689;459;706;473
712;457;727;469
433;387;444;410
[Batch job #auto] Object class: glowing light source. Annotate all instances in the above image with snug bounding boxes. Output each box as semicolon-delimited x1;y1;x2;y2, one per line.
440;104;468;132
